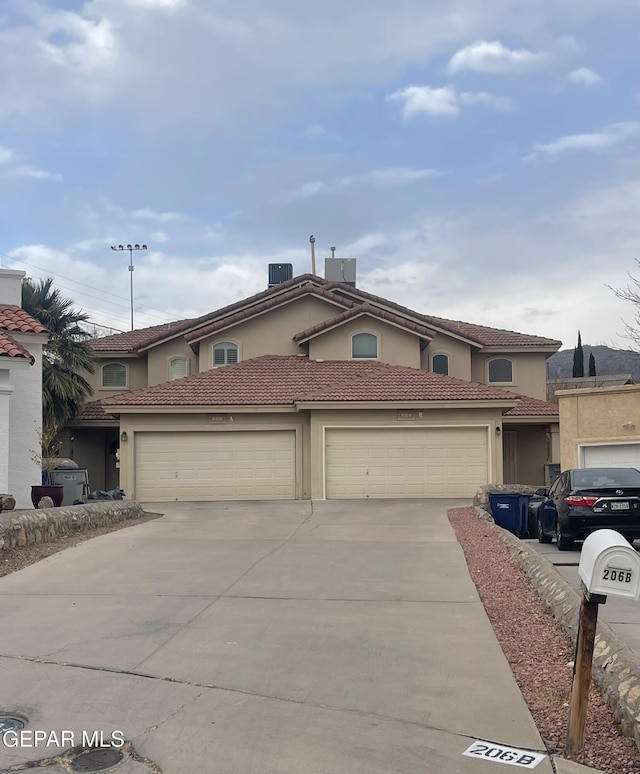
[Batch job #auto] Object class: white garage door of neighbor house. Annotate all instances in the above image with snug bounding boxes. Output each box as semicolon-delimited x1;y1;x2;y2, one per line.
135;430;296;501
325;426;488;499
583;443;640;470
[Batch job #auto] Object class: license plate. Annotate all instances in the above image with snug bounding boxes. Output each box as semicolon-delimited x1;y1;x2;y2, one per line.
612;501;629;510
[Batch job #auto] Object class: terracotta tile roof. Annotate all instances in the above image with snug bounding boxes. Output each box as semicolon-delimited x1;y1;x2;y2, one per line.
183;283;350;344
0;331;34;362
324;282;561;348
89;319;195;352
504;394;559;417
87;273;560;354
103;355;520;408
422;316;561;348
74;400;117;421
90;275;326;353
293;303;435;342
0;305;48;334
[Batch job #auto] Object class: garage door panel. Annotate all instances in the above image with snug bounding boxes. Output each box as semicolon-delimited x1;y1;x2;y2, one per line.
325;427;488;499
135;431;296;501
583;444;640;469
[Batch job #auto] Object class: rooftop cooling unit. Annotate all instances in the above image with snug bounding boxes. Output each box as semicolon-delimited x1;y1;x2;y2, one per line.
268;263;293;287
325;258;356;287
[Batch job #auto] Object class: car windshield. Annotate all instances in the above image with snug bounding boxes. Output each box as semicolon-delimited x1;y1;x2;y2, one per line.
572;468;640;488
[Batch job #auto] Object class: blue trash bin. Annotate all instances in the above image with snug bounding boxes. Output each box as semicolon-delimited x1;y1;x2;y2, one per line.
488;492;531;537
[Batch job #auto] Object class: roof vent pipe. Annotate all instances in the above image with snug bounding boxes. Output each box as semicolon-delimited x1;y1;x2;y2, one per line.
309;235;316;275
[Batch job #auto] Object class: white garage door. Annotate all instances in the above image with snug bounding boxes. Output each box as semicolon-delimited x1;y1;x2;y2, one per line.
325;427;488;499
583;443;640;470
135;430;296;501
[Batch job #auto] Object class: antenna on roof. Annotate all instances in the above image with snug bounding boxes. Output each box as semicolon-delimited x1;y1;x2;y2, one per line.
309;235;316;275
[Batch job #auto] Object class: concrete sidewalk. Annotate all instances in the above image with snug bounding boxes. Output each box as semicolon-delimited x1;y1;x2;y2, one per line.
0;500;555;772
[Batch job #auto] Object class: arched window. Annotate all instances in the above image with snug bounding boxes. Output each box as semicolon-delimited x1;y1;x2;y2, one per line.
488;358;513;383
169;357;188;380
432;353;449;376
351;332;378;359
212;341;239;367
101;363;127;388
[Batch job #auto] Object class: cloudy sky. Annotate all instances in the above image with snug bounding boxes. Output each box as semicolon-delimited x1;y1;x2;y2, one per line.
1;0;638;350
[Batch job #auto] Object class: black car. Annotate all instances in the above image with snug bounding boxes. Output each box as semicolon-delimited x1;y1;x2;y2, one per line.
536;467;640;550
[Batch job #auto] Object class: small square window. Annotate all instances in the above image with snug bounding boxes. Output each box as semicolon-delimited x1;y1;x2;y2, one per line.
488;358;513;383
213;342;239;366
352;333;378;359
169;358;188;380
102;363;127;388
432;354;449;376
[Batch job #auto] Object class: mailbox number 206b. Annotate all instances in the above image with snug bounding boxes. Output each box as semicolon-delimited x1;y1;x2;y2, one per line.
603;568;632;583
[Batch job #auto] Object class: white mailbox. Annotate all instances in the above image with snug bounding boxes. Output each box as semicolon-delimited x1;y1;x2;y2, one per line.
579;530;640;600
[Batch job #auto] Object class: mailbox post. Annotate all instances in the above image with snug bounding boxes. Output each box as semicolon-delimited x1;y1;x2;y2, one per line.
566;530;640;755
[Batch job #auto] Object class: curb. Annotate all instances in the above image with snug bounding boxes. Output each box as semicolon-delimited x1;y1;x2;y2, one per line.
476;507;640;755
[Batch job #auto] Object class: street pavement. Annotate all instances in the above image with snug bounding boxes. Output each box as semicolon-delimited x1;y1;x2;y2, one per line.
0;500;562;773
524;537;640;653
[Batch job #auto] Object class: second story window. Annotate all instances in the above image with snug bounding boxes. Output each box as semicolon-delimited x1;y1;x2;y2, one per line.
488;358;513;383
213;341;238;367
351;332;378;359
102;362;127;389
432;353;449;376
169;357;188;381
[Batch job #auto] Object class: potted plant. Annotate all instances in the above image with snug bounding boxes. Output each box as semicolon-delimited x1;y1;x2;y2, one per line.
30;424;64;507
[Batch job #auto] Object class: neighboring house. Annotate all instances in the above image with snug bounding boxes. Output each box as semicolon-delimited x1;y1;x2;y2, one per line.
0;269;49;508
558;383;640;470
547;374;635;403
67;269;561;500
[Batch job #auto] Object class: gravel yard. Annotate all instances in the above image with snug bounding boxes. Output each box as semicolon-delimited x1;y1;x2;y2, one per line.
449;505;640;774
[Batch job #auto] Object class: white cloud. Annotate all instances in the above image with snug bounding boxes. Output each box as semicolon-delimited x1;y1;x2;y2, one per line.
524;121;640;161
0;145;16;164
0;143;61;181
387;84;512;118
447;40;548;75
567;67;603;86
387;85;459;117
459;91;513;110
132;208;189;222
286;166;439;200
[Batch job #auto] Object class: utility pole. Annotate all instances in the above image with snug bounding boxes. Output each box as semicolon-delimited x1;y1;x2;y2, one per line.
110;244;147;331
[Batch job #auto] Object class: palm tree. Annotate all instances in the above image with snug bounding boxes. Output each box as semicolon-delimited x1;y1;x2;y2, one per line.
22;277;96;429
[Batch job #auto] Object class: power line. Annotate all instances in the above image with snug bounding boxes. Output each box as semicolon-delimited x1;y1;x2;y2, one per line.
0;250;177;325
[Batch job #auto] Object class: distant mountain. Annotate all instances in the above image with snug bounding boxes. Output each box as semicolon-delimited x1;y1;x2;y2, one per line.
546;345;640;381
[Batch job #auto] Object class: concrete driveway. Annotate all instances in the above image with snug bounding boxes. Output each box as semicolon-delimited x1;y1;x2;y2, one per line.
0;500;553;773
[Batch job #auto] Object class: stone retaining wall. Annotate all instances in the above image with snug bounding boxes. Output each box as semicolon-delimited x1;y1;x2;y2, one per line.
0;502;144;551
477;506;640;753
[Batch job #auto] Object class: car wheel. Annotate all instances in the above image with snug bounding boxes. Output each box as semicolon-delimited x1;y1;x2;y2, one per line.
555;520;574;551
537;514;552;544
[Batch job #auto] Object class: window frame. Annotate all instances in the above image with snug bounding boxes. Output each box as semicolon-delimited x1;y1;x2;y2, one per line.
351;332;379;360
212;340;239;368
169;357;189;381
101;362;128;390
431;353;450;376
487;357;514;385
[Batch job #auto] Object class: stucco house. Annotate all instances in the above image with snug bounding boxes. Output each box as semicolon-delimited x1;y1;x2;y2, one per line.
67;268;561;501
0;269;49;509
558;383;640;470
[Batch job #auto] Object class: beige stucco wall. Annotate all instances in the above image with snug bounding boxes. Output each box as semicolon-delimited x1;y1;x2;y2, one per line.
117;411;312;500
558;384;640;469
470;351;549;400
195;296;343;371
147;338;198;386
307;318;421;366
422;334;472;380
